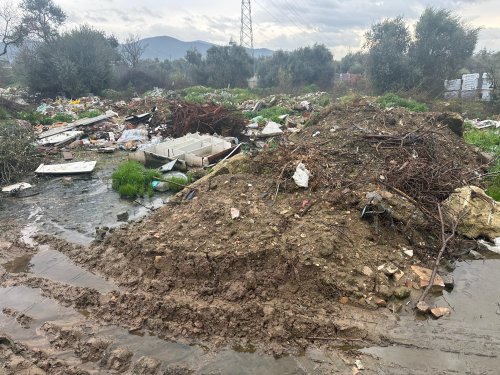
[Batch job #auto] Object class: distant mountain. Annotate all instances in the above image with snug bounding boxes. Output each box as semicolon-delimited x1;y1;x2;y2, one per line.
138;36;273;61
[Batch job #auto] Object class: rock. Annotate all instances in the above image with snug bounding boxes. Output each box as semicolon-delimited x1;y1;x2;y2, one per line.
437;112;464;137
469;250;485;260
354;359;364;370
416;301;430;313
339;296;349;304
117;212;129;222
373;297;387;307
377;285;393;299
362;266;374;277
319;247;334;258
394;270;405;283
442;186;500;241
431;307;451;319
230;207;240;220
441;273;454;289
403;249;414;257
244;270;257;290
411;265;445;288
292;163;310;188
379;263;398;276
132;356;161;375
387;302;403;313
393;286;411;299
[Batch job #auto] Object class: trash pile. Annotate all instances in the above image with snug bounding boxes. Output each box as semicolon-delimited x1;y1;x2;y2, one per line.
52;98;492;355
468;118;500;129
0;87;29;105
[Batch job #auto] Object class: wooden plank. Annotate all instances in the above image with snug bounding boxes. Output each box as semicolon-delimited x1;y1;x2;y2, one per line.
38;111;117;139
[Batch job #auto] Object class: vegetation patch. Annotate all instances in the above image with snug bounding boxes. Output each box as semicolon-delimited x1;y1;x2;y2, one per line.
0;120;38;184
246;106;290;123
78;110;101;119
111;161;162;198
377;94;428;112
464;122;500;200
183;86;258;106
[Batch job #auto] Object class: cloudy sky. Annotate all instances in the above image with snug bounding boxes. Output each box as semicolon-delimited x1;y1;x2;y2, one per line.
52;0;500;57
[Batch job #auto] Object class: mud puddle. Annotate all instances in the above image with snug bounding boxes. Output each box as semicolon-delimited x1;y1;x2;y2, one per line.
0;152;169;246
3;247;116;292
0;286;333;374
362;259;500;374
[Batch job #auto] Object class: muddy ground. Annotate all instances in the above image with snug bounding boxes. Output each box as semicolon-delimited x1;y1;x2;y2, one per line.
1;101;500;374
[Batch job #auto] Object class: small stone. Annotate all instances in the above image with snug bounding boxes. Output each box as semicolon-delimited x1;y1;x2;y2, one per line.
381;263;399;276
387;302;403;313
394;270;405;282
377;285;393;299
319;247;334;258
416;301;430;313
154;256;163;269
430;307;451;319
469;250;484;260
403;249;414;257
496;310;500;316
354;359;364;370
373;297;387;307
362;266;373;277
339;296;349;304
441;274;454;289
411;266;445;288
117;212;129;222
230;208;240;220
393;286;411;300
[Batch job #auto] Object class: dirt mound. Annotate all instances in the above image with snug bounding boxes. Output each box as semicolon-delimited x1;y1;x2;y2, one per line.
50;100;487;354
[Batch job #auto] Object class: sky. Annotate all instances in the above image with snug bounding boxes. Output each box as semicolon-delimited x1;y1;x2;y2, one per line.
50;0;500;58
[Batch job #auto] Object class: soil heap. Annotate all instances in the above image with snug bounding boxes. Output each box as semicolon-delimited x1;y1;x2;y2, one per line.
53;98;487;355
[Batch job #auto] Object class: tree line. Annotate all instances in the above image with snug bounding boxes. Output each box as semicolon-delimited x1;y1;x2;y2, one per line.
1;1;497;99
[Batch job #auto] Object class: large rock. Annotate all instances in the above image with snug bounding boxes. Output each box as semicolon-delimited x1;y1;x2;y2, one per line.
437;112;464;137
443;186;500;241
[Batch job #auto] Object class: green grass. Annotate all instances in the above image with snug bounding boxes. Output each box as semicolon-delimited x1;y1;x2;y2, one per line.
52;113;75;123
377;94;428;112
78;110;101;119
464;122;500;201
111;161;162;198
183;86;258;105
0;107;9;120
245;106;290;123
166;175;193;193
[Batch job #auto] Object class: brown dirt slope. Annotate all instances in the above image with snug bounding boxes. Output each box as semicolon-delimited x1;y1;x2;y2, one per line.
55;100;486;354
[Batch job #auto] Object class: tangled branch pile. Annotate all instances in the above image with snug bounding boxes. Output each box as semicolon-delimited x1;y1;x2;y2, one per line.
0;121;39;184
168;101;245;137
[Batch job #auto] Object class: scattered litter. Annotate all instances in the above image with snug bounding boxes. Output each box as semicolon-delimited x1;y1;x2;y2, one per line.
62;151;74;161
468;119;500;129
35;161;97;175
37;131;84;146
117;129;148;144
292;163;310;188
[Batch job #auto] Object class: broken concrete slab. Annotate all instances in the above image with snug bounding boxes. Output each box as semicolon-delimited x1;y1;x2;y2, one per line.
37;131;84;147
1;183;32;193
411;265;445;288
443;186;500;241
35;161;97;175
38;110;117;139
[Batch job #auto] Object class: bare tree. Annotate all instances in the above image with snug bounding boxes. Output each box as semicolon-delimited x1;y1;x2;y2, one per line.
0;1;25;57
121;34;147;69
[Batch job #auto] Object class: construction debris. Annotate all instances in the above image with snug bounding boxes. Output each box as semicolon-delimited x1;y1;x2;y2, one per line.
35;161;97;175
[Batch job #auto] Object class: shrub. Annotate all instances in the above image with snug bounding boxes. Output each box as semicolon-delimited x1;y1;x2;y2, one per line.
52;113;75;123
377;93;428;112
78;110;101;119
111;161;162;198
464;123;500;201
0;120;38;184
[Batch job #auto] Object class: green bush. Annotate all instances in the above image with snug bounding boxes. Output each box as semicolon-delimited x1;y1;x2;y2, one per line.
464;123;500;201
17;111;55;125
377;94;428;112
111;161;162;198
0;120;38;184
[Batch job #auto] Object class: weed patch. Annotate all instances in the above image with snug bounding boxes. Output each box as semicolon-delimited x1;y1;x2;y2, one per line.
111;161;162;198
464;122;500;201
377;94;428;112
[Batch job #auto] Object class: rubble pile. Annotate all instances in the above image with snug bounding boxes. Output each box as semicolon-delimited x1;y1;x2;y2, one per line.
50;98;490;354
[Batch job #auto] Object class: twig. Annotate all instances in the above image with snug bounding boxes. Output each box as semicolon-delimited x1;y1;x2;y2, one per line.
418;204;459;303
